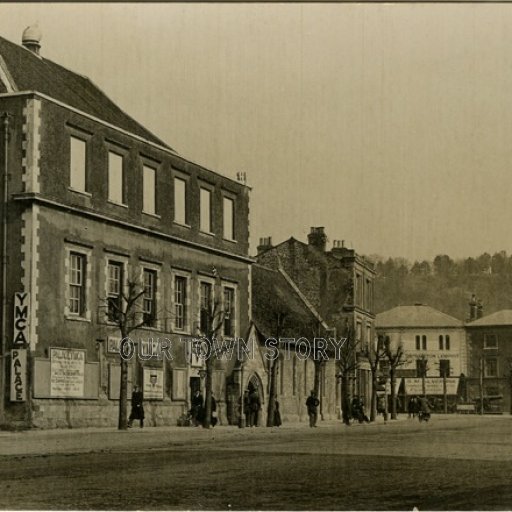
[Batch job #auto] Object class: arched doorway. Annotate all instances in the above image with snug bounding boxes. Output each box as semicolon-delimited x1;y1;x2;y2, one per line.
247;373;264;399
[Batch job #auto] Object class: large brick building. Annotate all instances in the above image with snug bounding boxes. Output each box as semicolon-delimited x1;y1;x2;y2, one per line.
256;228;376;412
0;28;252;428
466;310;512;414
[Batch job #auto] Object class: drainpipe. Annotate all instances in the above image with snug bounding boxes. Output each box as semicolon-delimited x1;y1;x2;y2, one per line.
0;113;10;425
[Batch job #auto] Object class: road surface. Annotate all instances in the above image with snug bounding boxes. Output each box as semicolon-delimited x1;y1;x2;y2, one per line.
1;415;511;510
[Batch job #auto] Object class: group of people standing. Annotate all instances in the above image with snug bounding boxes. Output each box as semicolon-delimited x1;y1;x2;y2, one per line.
408;396;431;419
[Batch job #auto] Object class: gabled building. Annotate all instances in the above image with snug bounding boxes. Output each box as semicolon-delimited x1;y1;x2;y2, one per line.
375;304;468;411
0;28;251;428
256;227;376;412
466;309;512;414
240;263;338;424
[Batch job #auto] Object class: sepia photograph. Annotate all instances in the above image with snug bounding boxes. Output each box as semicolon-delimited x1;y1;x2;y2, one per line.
0;2;512;510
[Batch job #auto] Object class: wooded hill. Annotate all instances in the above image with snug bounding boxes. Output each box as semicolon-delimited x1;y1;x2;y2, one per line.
369;251;512;320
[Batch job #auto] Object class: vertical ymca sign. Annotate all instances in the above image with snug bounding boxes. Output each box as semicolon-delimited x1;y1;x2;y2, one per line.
10;349;27;402
13;292;30;346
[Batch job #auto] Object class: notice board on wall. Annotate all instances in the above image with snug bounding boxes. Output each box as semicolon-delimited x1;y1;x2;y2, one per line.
34;356;99;399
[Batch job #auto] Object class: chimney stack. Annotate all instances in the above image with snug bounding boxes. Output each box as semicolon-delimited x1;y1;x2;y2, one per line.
257;236;272;255
331;239;354;259
307;227;327;252
22;25;42;55
477;298;484;319
468;294;478;321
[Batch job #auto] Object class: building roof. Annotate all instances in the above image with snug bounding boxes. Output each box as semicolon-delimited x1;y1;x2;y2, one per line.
0;34;171;149
251;264;321;339
466;309;512;327
375;305;464;329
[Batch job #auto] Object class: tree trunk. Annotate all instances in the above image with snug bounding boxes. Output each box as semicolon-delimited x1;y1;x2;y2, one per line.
341;373;351;425
370;372;378;422
390;368;397;420
118;347;129;430
267;357;279;427
203;358;213;428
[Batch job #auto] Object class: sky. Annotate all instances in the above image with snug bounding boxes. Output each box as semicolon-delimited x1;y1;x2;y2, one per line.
1;3;512;261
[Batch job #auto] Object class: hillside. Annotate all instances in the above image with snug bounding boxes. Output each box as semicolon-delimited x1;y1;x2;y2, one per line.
370;252;512;320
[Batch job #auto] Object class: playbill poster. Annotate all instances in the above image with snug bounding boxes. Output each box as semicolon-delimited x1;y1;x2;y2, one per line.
50;348;86;398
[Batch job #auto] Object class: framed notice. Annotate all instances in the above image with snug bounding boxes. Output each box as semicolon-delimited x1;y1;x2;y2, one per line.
50;348;86;398
143;367;164;400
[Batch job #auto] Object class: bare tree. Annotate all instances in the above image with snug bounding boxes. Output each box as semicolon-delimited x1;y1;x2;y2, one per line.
383;336;408;420
366;335;387;421
198;298;226;428
336;325;360;425
102;277;147;430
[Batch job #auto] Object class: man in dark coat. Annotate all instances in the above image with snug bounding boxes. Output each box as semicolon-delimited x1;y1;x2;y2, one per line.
191;389;204;426
306;390;320;427
128;385;144;428
243;390;251;427
249;388;261;427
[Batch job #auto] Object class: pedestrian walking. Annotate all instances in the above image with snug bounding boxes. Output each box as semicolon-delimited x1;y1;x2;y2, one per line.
306;390;320;427
249;388;261;427
408;397;418;419
191;389;204;426
128;385;144;428
273;399;282;427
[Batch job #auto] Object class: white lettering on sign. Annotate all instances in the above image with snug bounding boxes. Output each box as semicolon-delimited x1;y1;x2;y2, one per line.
10;349;26;402
404;377;459;395
13;292;30;346
50;348;86;398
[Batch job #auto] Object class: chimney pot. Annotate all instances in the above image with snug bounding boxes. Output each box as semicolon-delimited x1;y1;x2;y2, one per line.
22;24;42;55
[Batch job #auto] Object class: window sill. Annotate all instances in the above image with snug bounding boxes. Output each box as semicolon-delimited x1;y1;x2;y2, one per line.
199;230;215;237
139;325;160;332
68;187;92;198
66;315;91;323
173;220;191;229
143;211;161;219
107;200;128;209
173;329;192;337
222;237;237;244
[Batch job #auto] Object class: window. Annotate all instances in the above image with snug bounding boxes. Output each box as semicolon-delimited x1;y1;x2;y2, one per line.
484;334;498;349
108;152;124;204
69;252;86;316
422;335;427;350
484;358;498;378
356;321;362;341
223;197;234;240
416;335;420;351
107;261;123;322
174;177;187;225
416;359;427;378
445;335;450;350
200;282;213;333
200;188;212;233
174;275;187;331
142;165;156;214
223;287;235;337
439;335;444;350
70;136;86;192
439;359;450;377
142;269;157;327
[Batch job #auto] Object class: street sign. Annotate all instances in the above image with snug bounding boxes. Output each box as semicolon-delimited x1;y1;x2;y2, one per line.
10;349;27;401
13;292;30;346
